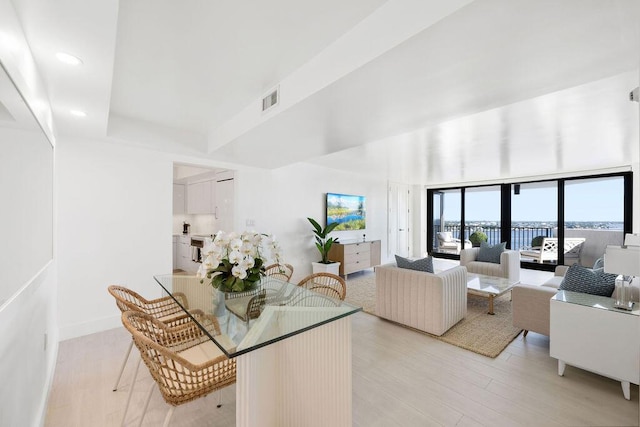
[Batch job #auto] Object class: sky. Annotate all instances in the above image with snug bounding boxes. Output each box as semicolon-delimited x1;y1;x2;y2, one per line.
438;177;624;222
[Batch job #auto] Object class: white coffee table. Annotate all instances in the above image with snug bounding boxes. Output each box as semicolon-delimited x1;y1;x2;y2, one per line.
466;273;519;315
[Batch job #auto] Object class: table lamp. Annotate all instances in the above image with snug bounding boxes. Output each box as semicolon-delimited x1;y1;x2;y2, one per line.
604;233;640;311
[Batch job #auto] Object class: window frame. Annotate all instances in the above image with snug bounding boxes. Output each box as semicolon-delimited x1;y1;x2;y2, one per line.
427;171;633;271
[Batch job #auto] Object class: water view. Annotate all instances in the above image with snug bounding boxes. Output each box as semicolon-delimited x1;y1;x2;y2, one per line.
435;220;624;249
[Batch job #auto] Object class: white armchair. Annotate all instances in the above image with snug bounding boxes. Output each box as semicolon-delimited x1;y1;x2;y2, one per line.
375;263;467;336
460;247;520;282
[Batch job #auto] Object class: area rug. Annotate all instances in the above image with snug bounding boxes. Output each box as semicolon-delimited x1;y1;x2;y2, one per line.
344;274;522;358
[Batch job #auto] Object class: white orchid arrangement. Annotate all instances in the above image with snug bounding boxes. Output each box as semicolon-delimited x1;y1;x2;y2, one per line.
197;231;282;292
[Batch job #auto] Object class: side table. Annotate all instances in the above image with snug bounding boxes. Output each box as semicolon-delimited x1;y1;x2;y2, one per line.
550;290;640;400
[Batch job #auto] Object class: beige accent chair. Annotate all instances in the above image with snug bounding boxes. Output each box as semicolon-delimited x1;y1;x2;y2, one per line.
375;263;467;336
460;248;521;282
512;266;640;337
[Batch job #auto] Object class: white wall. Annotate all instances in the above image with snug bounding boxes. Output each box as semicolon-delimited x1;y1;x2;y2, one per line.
0;127;56;427
56;138;389;338
0;1;58;425
234;163;389;283
0;263;58;427
56;137;173;339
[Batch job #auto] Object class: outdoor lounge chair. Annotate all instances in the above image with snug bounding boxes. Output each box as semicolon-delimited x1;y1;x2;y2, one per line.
436;231;472;254
519;237;585;265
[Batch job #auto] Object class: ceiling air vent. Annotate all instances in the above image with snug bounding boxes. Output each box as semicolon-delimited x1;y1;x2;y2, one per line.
262;86;279;112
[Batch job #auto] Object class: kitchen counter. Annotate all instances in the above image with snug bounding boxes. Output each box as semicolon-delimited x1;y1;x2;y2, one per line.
173;233;215;239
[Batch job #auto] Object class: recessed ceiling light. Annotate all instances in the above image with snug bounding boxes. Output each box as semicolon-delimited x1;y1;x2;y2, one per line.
56;52;83;66
70;110;87;117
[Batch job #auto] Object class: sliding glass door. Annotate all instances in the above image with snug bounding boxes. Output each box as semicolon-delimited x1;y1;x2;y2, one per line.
563;176;626;268
427;172;632;270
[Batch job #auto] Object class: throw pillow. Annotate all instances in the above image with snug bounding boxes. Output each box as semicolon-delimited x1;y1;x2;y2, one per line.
476;242;506;264
559;264;616;297
395;255;434;273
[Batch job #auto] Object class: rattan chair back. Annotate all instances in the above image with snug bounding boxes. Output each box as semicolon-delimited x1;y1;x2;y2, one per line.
287;292;341;307
108;285;188;318
297;272;346;301
121;311;236;407
265;263;294;282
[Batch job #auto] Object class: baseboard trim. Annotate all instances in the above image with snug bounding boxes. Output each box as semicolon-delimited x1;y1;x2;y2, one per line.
59;314;121;341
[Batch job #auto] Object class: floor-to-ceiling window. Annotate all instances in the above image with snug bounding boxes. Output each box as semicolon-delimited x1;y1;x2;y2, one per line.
430;189;461;255
464;186;501;246
427;172;632;270
563;176;626;268
511;181;558;266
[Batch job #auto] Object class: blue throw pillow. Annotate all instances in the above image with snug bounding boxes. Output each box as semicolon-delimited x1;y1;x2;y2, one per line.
395;255;434;273
476;242;506;264
559;264;616;297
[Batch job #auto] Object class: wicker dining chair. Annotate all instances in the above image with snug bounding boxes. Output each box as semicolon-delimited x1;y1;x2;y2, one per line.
121;310;236;427
224;289;267;328
264;263;294;282
287;290;341;307
107;285;191;392
297;272;347;301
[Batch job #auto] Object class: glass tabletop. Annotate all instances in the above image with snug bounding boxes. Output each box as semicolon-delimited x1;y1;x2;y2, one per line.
153;274;361;358
552;290;640;316
466;273;519;296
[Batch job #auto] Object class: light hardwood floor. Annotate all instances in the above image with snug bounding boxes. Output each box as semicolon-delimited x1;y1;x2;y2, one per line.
46;269;639;427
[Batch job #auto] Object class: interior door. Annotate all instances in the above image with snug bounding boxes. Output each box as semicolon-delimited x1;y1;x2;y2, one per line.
388;183;410;257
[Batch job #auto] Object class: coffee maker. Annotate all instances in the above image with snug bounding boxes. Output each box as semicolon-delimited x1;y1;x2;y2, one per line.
182;221;190;234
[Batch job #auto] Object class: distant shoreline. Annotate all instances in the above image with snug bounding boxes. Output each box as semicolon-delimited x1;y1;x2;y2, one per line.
435;221;624;230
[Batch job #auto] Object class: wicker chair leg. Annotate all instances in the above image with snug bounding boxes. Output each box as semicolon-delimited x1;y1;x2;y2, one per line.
113;339;134;391
138;382;155;427
120;357;141;427
217;389;222;408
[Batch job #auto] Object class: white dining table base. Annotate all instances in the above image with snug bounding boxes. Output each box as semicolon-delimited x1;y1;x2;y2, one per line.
235;316;352;427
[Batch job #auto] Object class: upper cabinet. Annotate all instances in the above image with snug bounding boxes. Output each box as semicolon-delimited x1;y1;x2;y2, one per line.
173;167;235;220
173;184;186;214
187;179;215;214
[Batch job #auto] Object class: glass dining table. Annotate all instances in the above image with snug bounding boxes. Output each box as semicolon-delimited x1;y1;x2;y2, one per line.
153;274;361;427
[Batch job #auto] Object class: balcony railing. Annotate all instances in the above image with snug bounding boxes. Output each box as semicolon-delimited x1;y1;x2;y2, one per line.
433;225;554;251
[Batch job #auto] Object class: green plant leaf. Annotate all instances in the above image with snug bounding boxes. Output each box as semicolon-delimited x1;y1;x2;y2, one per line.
324;221;340;235
308;217;322;234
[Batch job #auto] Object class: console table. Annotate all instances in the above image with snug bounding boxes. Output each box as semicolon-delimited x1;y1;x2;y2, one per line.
328;240;381;277
154;275;361;426
550;290;640;400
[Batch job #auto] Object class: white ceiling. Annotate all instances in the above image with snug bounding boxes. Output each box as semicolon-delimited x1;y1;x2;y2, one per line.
8;0;640;186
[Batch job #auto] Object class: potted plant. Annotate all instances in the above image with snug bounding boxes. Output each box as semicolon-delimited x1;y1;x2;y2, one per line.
469;231;488;247
308;217;341;275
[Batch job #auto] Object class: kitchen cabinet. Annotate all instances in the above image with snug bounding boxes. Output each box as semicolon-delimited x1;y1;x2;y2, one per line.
176;235;192;272
173;184;185;214
172;236;177;268
187;179;215;214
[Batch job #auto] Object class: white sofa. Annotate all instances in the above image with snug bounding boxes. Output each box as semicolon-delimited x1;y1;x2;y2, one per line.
460;248;520;282
375;263;467;336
